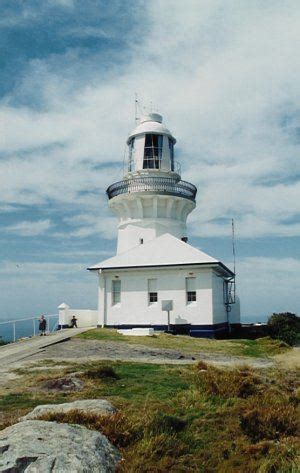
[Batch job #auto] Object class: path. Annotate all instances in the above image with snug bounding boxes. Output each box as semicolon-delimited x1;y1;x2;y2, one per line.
28;338;274;368
0;328;93;385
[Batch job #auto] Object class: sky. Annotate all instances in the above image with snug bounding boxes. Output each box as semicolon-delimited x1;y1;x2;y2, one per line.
0;0;300;322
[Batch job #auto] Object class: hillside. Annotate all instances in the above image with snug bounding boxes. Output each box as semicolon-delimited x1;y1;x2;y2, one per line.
0;330;299;472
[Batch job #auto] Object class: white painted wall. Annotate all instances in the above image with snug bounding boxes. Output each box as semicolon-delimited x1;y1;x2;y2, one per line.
110;194;194;253
97;266;215;327
58;304;98;327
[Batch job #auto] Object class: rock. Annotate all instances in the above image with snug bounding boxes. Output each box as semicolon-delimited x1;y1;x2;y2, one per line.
21;399;116;421
0;420;121;472
42;376;83;391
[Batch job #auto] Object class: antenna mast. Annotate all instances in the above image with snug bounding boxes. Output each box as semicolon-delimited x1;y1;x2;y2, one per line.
134;93;139;124
232;218;236;276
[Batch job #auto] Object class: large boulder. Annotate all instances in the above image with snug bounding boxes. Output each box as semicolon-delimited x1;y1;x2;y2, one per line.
0;420;121;472
21;399;116;421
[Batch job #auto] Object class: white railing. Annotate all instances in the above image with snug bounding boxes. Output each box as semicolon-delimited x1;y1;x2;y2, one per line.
0;314;59;343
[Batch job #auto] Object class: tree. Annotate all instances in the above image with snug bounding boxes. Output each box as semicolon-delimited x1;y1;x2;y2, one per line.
267;312;300;346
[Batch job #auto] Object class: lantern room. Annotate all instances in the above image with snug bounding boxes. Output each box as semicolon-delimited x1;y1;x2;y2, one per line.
126;113;178;176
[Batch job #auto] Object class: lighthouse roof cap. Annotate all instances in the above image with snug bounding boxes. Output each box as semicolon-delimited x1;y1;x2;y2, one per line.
127;113;176;144
88;233;234;276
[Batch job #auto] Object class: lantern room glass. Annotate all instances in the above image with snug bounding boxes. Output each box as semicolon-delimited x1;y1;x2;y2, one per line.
143;134;163;169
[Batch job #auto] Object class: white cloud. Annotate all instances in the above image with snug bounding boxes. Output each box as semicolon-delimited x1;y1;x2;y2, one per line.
48;0;74;6
0;0;299;243
3;219;52;236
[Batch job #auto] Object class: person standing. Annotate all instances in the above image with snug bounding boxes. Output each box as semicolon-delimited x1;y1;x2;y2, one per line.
70;315;78;328
39;315;47;336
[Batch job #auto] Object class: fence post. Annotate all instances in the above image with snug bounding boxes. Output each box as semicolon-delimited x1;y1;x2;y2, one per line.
33;319;36;337
13;322;16;342
57;303;70;329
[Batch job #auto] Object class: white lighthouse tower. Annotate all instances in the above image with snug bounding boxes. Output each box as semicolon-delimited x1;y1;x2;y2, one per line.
107;112;196;254
89;112;240;337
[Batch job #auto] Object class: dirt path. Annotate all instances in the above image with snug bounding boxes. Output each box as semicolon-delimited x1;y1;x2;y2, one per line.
2;336;296;389
28;338;274;368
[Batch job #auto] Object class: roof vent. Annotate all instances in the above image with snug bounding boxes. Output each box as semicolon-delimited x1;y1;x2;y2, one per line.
140;113;162;124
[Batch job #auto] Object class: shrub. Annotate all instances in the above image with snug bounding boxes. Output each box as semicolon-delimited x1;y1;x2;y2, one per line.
83;365;120;380
267;312;300;346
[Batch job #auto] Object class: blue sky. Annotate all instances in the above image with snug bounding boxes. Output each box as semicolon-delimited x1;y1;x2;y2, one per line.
1;0;300;321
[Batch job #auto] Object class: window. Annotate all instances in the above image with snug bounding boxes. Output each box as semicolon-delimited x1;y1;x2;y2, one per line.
148;278;158;304
186;277;196;303
169;138;174;171
112;280;121;305
128;138;135;172
143;134;163;169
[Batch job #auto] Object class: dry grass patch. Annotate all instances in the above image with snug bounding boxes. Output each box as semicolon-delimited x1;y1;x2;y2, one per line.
1;360;299;472
38;410;135;448
196;363;263;398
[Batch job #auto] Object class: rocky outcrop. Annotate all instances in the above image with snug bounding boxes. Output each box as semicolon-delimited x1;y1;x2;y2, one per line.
21;399;117;421
0;420;121;472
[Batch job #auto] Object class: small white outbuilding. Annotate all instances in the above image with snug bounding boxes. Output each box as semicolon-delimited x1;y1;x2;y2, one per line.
88;112;240;337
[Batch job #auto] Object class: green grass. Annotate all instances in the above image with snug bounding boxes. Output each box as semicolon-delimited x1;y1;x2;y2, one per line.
78;328;289;358
3;360;297;472
1;360;299;471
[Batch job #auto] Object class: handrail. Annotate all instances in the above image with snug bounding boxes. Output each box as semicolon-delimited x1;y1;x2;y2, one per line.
0;314;59;343
107;176;197;202
0;314;58;325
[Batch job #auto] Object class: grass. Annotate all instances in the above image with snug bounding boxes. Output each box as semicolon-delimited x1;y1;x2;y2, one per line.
78;328;289;358
0;359;299;472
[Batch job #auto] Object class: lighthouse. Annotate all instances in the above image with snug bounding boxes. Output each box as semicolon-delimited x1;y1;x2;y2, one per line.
88;113;240;336
107;112;196;254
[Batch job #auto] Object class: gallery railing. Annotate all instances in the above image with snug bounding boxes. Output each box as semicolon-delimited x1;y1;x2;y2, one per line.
107;176;197;202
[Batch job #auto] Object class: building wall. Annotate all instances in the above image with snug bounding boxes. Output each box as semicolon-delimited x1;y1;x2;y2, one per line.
58;307;98;328
212;271;228;325
109;194;194;254
98;266;217;327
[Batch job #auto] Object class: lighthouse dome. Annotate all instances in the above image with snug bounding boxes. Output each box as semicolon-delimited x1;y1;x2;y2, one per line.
127;113;176;144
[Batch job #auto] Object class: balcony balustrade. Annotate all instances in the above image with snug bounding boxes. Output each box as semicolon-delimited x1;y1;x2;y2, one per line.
107;176;197;202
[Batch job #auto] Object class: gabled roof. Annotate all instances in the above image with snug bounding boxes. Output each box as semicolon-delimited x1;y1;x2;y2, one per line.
88;233;233;276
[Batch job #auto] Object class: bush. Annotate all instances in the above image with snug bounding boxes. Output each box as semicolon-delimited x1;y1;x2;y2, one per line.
267;312;300;346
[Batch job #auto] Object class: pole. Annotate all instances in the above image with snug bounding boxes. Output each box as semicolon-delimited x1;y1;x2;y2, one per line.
232;218;236;276
167;310;170;332
13;322;16;343
134;93;139;124
33;319;36;337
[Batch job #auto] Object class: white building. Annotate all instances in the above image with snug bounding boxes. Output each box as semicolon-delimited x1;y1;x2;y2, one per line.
88;112;240;337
